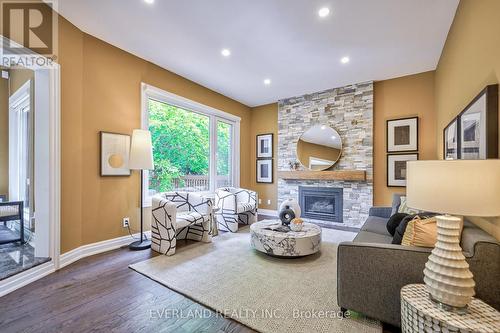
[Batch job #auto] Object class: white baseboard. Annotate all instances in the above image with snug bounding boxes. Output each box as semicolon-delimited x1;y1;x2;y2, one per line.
60;231;152;268
259;209;278;217
0;261;56;297
0;231;151;298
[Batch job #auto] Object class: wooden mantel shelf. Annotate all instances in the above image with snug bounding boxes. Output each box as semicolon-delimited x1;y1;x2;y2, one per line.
277;170;366;181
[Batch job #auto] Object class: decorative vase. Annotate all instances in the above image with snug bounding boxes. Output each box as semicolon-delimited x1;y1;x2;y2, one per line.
279;198;301;218
423;215;475;310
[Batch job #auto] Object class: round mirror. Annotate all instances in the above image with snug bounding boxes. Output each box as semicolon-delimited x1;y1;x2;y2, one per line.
296;125;342;171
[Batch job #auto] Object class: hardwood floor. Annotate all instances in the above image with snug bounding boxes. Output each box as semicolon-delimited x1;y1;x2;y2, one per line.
0;224;400;333
0;242;256;333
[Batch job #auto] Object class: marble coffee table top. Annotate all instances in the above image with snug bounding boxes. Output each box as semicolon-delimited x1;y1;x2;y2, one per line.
250;220;321;238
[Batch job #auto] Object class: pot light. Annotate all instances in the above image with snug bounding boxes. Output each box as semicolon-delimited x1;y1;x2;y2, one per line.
340;56;350;64
264;79;271;86
221;49;231;57
321;125;326;130
318;7;330;18
144;0;154;4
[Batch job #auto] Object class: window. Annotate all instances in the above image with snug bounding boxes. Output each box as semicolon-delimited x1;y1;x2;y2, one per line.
142;84;240;204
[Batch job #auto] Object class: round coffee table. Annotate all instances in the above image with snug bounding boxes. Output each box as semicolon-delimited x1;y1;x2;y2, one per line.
250;220;321;257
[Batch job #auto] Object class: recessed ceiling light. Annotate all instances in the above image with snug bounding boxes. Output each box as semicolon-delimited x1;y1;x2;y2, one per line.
221;49;231;57
340;56;350;64
318;7;330;18
331;135;336;140
144;0;154;4
264;79;271;86
321;125;326;130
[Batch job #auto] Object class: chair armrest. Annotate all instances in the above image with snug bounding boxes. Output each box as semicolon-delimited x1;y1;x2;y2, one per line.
187;192;213;215
337;242;431;327
368;206;392;219
152;195;177;230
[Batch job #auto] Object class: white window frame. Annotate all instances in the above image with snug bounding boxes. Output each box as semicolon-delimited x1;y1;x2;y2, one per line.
140;83;240;206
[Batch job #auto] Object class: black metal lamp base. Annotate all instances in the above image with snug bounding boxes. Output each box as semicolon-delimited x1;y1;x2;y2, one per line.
129;239;151;251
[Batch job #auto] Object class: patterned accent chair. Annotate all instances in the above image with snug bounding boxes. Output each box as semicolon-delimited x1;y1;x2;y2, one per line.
215;187;258;233
151;192;213;256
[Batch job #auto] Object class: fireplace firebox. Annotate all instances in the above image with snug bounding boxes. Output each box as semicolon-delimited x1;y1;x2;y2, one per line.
298;186;343;223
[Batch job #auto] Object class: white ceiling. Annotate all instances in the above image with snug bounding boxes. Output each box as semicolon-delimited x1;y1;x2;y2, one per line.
57;0;459;107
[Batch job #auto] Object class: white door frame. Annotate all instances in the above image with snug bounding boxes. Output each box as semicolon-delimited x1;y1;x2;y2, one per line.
0;36;61;297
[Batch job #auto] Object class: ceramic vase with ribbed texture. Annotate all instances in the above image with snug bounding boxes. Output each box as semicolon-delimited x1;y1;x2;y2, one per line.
423;215;475;309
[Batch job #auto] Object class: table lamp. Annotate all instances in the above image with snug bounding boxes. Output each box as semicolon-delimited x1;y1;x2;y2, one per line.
128;129;154;251
406;160;500;311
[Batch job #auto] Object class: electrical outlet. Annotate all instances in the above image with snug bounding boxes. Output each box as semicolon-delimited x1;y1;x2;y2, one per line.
122;217;130;228
258;199;262;204
267;199;271;205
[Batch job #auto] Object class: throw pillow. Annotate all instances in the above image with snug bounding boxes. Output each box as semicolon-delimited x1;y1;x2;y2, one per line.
386;213;408;236
402;216;437;247
392;214;416;244
397;196;420;215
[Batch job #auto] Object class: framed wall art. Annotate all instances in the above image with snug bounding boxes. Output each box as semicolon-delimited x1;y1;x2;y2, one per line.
100;131;131;176
256;159;273;183
457;84;498;160
257;133;273;158
387;153;418;187
387;117;418;153
443;118;459;160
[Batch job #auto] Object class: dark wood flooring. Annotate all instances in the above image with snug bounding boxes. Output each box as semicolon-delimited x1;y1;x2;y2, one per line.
0;224;400;333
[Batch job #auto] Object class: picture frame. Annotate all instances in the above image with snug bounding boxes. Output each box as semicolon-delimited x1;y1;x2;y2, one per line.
443;118;459;160
256;159;273;183
387;153;418;187
457;84;498;160
257;133;273;158
100;131;131;176
386;117;418;153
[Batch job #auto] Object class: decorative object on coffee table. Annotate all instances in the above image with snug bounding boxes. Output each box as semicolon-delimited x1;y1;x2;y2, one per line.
250;220;321;257
128;129;154;251
387;153;418;187
278;198;301;226
407;160;500;310
401;284;500;333
387;117;418;153
290;218;304;232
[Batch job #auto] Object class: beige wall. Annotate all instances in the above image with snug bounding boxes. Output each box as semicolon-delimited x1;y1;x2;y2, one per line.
9;69;34;96
435;0;500;240
249;103;278;210
58;17;252;253
0;75;8;196
374;71;437;206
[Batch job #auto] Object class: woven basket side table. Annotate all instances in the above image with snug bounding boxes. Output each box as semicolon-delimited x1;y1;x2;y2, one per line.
401;284;500;333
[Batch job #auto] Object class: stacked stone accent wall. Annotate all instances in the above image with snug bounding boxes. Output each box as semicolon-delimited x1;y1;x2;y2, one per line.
278;82;373;228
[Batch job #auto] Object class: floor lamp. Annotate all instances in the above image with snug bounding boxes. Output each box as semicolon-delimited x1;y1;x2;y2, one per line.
128;129;154;251
407;160;500;311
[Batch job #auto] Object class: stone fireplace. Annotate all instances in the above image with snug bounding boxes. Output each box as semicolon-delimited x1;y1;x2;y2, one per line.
299;186;343;223
278;82;373;229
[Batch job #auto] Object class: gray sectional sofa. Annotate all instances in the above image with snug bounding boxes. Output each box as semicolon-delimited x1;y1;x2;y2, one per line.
337;194;500;327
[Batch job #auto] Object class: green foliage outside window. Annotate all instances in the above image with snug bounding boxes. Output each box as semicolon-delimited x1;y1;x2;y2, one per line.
148;99;231;193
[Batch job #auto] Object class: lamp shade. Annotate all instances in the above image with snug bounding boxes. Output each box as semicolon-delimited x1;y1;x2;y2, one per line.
129;129;154;170
407;160;500;217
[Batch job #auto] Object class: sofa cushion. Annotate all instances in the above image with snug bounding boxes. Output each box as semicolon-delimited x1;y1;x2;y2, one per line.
390;193;404;216
392;214;417;244
386;213;408;236
361;216;391;236
354;231;393;244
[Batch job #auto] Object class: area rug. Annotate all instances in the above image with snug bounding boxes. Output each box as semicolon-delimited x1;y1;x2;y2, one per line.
130;227;382;333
